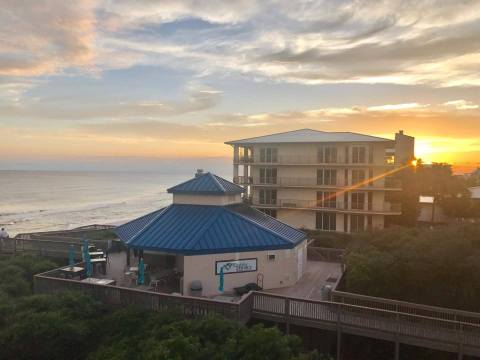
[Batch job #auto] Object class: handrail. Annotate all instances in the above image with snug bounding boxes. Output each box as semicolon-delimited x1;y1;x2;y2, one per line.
33;268;480;353
331;290;480;322
252;291;480;329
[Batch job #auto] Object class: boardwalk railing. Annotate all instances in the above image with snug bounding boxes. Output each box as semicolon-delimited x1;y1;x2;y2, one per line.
34;267;253;324
307;246;346;263
331;290;480;326
0;237;120;258
34;266;480;357
252;292;480;356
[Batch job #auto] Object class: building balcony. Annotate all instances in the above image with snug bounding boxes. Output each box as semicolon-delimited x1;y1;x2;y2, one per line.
252;199;402;214
233;176;402;190
235;154;396;166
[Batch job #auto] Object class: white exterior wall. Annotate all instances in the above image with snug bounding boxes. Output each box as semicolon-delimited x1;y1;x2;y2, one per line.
182;240;308;296
173;193;242;206
245;141;402;232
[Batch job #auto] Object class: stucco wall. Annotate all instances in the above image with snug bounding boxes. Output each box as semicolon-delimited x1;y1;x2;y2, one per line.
173;193;242;206
182;240;307;296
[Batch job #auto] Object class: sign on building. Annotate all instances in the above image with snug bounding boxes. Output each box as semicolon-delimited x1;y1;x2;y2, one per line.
215;258;257;274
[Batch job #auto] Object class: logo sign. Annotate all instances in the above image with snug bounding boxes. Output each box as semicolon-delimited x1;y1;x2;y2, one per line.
215;258;257;275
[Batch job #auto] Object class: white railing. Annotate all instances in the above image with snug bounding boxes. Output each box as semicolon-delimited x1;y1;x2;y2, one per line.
234;176;402;189
253;199;402;213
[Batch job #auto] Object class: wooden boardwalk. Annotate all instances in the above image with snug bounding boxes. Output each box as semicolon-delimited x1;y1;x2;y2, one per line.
34;266;480;359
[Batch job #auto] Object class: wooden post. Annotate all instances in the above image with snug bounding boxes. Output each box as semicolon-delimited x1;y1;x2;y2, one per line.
395;305;400;360
337;304;342;360
458;323;464;360
126;248;130;266
285;298;291;335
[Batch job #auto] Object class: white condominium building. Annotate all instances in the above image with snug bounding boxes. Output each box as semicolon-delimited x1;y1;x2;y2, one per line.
225;129;414;232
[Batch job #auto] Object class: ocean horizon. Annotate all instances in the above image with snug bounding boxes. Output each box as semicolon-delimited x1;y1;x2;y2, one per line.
0;169;231;236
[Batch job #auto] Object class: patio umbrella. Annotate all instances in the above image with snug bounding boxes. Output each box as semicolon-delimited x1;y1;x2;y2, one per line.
83;238;93;277
68;244;75;269
137;257;145;285
218;266;224;292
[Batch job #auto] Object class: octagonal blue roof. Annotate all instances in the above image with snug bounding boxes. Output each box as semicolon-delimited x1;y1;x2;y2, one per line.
167;172;244;195
115;203;306;255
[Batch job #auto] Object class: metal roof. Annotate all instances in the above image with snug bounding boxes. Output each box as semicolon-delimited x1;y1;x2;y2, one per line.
115;203;306;255
167;172;244;195
225;128;393;145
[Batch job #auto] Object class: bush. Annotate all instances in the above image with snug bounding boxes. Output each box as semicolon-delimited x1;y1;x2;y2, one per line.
344;224;480;311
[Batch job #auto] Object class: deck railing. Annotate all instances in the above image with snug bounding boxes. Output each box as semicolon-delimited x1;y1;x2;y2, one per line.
307;246;346;263
234;176;402;189
33;267;480;356
0;237;120;258
253;199;402;213
252;292;480;353
34;267;252;324
331;290;480;326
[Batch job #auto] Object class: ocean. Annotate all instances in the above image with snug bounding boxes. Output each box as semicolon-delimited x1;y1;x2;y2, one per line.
0;170;230;236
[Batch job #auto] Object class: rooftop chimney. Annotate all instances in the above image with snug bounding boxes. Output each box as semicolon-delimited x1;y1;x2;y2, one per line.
399;130;404;135
195;169;204;178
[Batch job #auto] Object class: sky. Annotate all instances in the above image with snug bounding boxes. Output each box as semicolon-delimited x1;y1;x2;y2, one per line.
1;0;479;172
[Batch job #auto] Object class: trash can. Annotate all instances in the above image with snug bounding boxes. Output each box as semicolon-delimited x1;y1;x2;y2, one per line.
190;280;203;297
320;284;332;301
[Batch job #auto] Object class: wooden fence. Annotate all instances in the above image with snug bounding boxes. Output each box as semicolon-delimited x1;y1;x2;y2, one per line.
34;268;480;357
0;237;121;258
34;267;253;324
307;246;346;263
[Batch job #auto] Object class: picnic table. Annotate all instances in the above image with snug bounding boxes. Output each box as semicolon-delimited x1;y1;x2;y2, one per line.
81;278;116;286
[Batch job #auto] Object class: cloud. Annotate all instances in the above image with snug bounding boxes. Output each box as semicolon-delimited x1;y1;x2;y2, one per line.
0;88;221;121
3;0;480;87
443;99;479;110
0;1;96;76
367;103;429;112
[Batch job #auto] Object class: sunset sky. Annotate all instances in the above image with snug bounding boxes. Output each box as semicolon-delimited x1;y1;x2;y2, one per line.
1;1;479;172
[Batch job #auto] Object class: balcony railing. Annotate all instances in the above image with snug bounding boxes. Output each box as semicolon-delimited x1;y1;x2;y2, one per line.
234;176;402;189
238;154;396;166
253;199;402;213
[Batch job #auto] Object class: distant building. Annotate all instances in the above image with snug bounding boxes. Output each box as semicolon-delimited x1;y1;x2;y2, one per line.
469;186;480;201
417;196;449;224
115;171;307;297
226;129;414;232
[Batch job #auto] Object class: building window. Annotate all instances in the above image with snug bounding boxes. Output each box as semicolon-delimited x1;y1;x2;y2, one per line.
260;148;278;163
317;169;337;185
317;191;337;208
259;189;277;205
259;208;277;218
352;169;366;185
344;214;348;232
368;192;373;211
351;192;365;210
368;169;374;187
351;214;365;232
318;147;337;163
368;145;374;163
316;212;336;231
352;146;366;164
259;168;277;184
267;253;276;261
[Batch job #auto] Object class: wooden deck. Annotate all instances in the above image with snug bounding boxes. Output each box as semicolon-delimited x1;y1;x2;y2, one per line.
34;265;480;359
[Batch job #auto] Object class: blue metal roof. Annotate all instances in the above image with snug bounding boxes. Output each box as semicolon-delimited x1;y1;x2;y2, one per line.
167;172;244;195
114;208;167;242
115;203;306;255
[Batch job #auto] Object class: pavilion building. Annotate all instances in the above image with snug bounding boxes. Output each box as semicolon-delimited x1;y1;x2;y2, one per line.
115;171;307;297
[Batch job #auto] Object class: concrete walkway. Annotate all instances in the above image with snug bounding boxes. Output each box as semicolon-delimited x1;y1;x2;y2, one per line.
265;260;342;300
